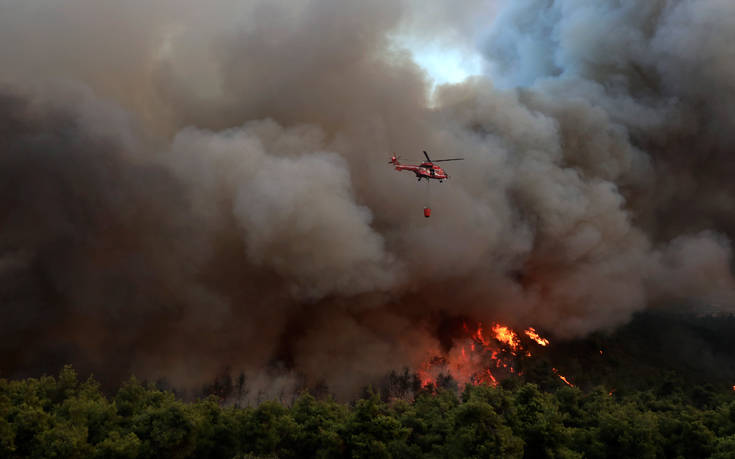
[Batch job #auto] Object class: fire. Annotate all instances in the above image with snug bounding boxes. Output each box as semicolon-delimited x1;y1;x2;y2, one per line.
416;322;574;393
524;327;550;346
418;322;541;390
553;368;574;387
473;324;490;347
417;365;432;388
418;357;447;389
479;369;498;386
492;324;521;352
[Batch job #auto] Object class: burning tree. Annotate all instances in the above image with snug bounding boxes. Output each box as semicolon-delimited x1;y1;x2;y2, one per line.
417;322;574;392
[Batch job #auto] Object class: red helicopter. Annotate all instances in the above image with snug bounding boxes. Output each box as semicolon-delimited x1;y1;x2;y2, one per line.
389;150;464;183
389;150;464;217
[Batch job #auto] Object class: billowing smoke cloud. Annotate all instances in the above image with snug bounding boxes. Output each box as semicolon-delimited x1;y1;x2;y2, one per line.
0;0;734;397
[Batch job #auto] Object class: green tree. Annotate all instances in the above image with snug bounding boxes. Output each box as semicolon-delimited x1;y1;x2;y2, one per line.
189;397;239;458
129;394;197;459
657;409;716;459
93;431;141;459
711;434;735;459
238;400;299;457
400;389;459;457
34;421;92;458
54;365;80;404
510;384;575;458
9;404;52;457
57;376;117;446
445;400;524;458
595;403;661;459
342;391;409;459
290;393;346;458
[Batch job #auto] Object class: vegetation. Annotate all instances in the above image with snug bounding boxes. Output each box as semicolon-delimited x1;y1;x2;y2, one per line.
2;365;735;458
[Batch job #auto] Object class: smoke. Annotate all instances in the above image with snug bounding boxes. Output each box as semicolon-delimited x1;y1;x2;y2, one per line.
0;0;734;397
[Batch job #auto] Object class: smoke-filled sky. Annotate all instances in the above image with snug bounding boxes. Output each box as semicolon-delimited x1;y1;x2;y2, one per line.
1;0;734;397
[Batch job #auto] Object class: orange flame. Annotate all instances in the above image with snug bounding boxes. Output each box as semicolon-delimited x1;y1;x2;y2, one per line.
553;368;574;387
473;324;490;347
480;369;498;386
492;324;520;351
417;322;565;391
524;327;550;346
418;365;433;388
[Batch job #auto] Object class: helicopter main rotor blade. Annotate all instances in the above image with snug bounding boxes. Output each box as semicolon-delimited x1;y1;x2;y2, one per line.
433;158;465;162
423;150;432;162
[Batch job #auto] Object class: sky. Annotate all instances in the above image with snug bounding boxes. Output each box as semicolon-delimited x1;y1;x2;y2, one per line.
397;37;485;87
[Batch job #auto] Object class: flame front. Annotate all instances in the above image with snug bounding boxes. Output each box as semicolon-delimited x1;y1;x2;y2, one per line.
524;327;550;346
492;324;521;352
418;322;552;391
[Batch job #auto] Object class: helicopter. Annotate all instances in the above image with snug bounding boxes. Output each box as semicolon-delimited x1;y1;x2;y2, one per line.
389;150;463;183
389;150;464;217
388;150;464;183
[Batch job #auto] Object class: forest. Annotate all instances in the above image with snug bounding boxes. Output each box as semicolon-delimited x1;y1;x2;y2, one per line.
3;311;735;458
2;359;735;458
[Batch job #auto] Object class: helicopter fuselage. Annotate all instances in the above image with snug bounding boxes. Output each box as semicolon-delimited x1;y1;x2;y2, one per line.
392;161;448;181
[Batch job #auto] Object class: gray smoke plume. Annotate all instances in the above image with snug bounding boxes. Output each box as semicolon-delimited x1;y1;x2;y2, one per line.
0;0;734;397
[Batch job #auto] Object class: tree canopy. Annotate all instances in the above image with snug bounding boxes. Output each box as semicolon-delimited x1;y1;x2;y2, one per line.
2;365;735;458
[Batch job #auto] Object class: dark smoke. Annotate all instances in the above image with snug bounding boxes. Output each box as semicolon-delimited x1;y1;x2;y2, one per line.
0;0;734;398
